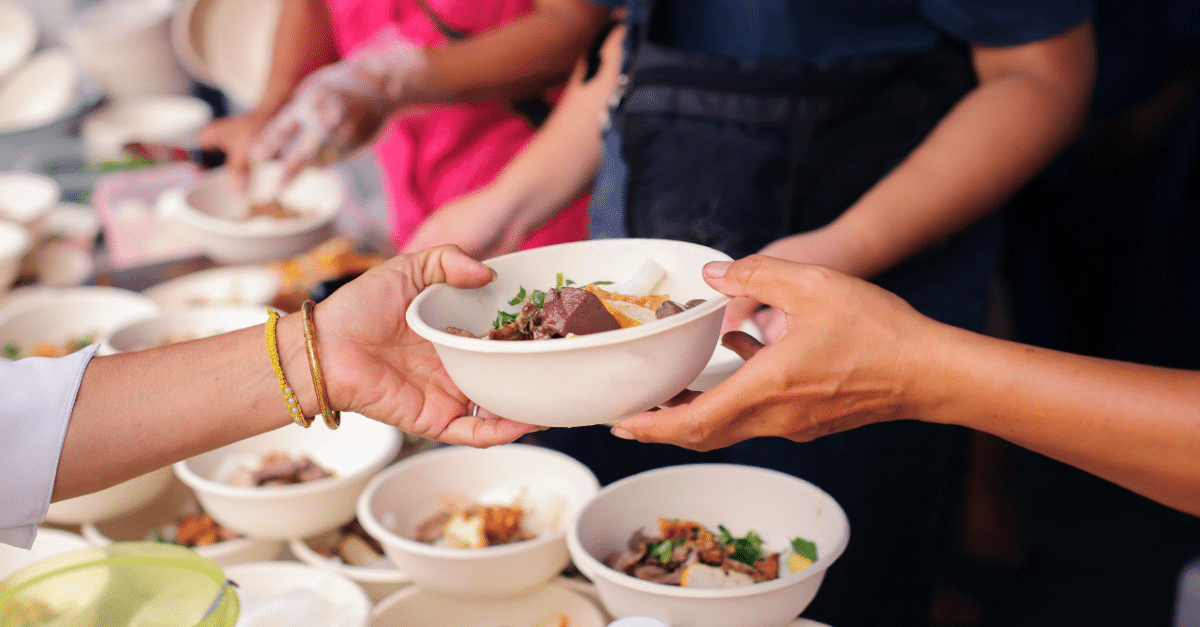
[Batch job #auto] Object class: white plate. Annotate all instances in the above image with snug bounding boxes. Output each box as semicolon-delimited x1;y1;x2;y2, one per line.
371;580;607;627
224;561;372;627
142;264;282;310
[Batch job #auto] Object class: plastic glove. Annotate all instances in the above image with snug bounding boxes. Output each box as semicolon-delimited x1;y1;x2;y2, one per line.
251;33;425;183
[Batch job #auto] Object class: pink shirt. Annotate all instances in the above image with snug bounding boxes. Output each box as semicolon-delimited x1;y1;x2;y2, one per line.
325;0;591;251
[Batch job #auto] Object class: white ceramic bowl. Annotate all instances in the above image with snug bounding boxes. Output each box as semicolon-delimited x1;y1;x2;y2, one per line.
142;264;282;310
0;286;159;360
0;48;81;135
0;220;30;293
288;529;411;604
81;95;212;160
102;304;268;354
0;0;37;81
567;464;850;627
45;467;174;525
0;528;92;578
370;579;608;627
0;171;60;234
174;163;345;264
357;443;601;599
174;412;402;540
689;319;764;392
80;476;282;567
170;0;280;108
406;238;733;427
63;0;190;102
223;561;371;627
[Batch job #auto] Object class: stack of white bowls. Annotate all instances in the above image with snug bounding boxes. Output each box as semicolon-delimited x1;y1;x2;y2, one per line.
63;0;191;102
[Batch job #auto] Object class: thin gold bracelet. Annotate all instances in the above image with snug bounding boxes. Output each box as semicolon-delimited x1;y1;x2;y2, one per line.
265;308;311;428
302;299;341;430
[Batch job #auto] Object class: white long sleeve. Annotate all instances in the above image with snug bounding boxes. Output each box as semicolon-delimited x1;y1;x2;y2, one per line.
0;345;98;548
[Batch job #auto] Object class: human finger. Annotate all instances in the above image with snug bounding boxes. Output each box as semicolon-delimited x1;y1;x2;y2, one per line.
720;295;761;335
719;330;764;361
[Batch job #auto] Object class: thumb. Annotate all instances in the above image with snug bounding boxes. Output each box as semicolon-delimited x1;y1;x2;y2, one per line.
414;244;496;290
704;255;810;313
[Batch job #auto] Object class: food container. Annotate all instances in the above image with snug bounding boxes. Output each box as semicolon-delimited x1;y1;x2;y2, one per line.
0;542;239;627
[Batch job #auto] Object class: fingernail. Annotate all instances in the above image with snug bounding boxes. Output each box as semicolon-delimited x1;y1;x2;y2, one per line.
610;426;635;440
488;266;498;282
704;261;731;278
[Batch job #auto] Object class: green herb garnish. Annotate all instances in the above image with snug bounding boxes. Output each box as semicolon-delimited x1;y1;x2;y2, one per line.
717;525;765;567
3;342;19;360
648;538;684;564
791;537;818;562
507;286;528;306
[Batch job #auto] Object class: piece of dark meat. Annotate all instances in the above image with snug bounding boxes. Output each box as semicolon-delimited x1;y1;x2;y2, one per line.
655;300;685;318
539;286;621;337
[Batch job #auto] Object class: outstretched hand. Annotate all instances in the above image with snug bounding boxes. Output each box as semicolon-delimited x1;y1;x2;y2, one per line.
316;245;539;446
612;255;933;450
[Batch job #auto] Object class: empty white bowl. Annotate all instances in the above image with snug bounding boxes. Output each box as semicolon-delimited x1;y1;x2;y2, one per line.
142;264;282;310
174;412;402;540
45;466;174;525
171;0;280;108
0;220;30;293
370;580;608;627
406;238;733;427
0;0;36;81
357;443;600;599
0;48;81;134
0;172;60;234
81;95;212;160
0;286;159;359
103;304;268;354
223;561;371;627
173;163;345;264
81;476;283;567
566;464;850;627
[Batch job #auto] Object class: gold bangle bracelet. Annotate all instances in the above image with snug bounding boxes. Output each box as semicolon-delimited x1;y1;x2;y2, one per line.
265;308;311;428
302;299;341;430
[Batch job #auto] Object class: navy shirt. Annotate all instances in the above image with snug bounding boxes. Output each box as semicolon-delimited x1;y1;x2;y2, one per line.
588;0;1092;66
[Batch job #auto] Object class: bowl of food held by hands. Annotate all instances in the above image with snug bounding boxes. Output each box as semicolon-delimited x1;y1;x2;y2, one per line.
174;412;402;540
172;162;345;264
356;443;600;600
406;238;733;428
566;463;850;627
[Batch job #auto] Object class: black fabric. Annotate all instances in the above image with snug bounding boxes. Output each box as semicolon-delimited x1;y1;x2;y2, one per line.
538;4;1004;627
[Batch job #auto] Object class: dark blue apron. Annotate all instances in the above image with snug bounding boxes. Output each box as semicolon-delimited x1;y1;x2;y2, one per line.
541;4;1001;626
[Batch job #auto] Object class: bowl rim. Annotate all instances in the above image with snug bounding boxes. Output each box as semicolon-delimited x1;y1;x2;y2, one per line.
174;167;344;237
80;519;281;557
0;171;60;224
172;414;402;499
406;238;733;353
356;442;600;559
141;264;282;308
566;463;851;600
286;535;412;584
221;559;373;615
0;219;31;259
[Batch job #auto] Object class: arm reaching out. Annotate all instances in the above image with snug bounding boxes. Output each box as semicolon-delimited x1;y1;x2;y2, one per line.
401;24;626;257
615;255;1200;517
54;246;538;501
724;22;1098;331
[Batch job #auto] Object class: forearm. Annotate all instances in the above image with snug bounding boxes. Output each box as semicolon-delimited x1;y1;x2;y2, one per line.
54;316;317;500
406;0;611;103
813;23;1096;279
486;30;621;235
911;323;1200;516
254;0;339;116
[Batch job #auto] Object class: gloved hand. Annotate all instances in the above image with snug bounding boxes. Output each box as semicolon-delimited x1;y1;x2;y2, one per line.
250;34;426;183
